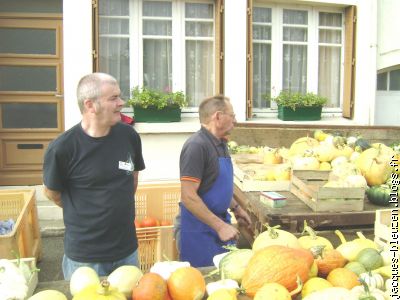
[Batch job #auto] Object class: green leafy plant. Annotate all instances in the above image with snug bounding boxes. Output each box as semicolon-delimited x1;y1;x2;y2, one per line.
270;90;328;111
127;86;188;110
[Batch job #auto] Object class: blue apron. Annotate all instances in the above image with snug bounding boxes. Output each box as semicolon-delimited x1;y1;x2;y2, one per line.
180;156;234;267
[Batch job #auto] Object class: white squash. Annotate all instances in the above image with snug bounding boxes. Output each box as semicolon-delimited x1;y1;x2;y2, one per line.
252;225;300;251
70;266;100;296
28;290;67;300
359;272;385;290
351;285;388;300
107;265;143;297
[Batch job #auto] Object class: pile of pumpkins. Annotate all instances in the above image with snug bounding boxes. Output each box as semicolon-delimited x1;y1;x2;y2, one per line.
229;130;399;206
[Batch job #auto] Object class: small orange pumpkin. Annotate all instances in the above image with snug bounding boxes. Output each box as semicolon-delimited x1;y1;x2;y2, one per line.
131;272;168;300
326;268;360;290
167;266;205;300
241;245;314;296
315;248;347;277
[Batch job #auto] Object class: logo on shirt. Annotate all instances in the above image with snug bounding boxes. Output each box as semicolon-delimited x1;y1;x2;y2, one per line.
118;153;134;175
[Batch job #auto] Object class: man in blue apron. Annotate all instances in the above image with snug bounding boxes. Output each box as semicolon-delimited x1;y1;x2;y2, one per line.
178;95;251;267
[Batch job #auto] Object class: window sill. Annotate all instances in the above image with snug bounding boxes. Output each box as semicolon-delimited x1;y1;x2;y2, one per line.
133;117;200;134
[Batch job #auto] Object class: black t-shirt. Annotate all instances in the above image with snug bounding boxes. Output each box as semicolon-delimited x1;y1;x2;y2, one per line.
43;122;145;262
180;126;229;195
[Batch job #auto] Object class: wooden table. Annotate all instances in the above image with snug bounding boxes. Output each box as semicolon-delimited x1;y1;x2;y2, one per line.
233;184;381;245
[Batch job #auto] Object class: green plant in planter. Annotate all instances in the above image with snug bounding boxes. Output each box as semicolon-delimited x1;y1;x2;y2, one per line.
271;90;328;111
127;86;187;110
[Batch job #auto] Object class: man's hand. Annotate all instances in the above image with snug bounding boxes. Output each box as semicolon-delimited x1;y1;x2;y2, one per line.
234;206;251;228
216;222;240;242
43;185;63;208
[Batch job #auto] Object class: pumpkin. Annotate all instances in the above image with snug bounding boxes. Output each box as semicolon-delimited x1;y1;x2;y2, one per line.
344;261;367;276
254;278;302;300
72;280;126;300
131;272;168;300
356;248;384;271
107;265;143;298
70;266;100;296
359;272;385;290
263;149;283;164
313;143;336;162
167;266;206;300
241;245;313;296
301;277;333;298
302;287;355;300
366;184;392;206
298;221;333;250
28;290;68;300
289;137;319;156
252;225;300;251
326;268;360;289
312;247;347;277
206;288;237;300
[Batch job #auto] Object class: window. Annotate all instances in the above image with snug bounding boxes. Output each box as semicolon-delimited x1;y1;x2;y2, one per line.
251;5;344;111
97;0;218;109
377;69;400;91
389;69;400;91
377;72;387;91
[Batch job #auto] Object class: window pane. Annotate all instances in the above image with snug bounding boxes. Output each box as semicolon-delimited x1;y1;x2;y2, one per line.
253;25;271;40
0;28;56;55
377;73;387;91
99;18;129;35
99;0;129;16
143;39;172;91
319;29;341;44
319;12;342;27
186;21;213;37
2;103;57;128
253;7;271;23
99;37;130;98
389;69;400;91
319;46;341;107
0;66;56;92
143;1;172;17
253;43;271;108
0;0;62;13
185;3;213;19
283;9;308;25
186;41;214;107
143;20;172;36
282;45;307;93
283;27;307;42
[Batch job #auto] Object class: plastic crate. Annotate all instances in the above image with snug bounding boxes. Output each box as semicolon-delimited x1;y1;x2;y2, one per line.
135;182;180;273
374;208;392;249
0;189;42;261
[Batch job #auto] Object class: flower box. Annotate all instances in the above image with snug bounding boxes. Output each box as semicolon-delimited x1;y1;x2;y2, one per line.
133;106;181;123
278;105;322;121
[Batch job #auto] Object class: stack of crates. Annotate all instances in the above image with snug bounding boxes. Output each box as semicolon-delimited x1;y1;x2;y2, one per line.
135;181;180;272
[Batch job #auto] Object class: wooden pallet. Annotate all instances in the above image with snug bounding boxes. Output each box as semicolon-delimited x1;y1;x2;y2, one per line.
290;170;365;212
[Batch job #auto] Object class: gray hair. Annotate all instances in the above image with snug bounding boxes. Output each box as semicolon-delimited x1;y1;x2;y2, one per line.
76;72;118;113
199;95;230;123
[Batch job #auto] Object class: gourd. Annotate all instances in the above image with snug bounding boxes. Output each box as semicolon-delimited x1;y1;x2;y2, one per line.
356;248;384;271
302;287;356;300
298;221;333;250
70;266;100;296
218;248;253;283
72;280;126;300
289;136;319;156
252;225;300;251
380;249;392;266
131;272;168;300
254;277;302;300
167;266;206;300
241;245;314;296
107;265;143;298
207;288;237;300
359;272;385;290
351;278;388;300
344;261;367;276
326;268;360;290
311;246;347;277
28;290;68;300
335;230;377;261
366;185;392;206
301;277;333;298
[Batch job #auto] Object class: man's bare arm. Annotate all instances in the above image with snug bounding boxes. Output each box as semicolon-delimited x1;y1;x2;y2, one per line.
133;171;139;194
43;185;62;208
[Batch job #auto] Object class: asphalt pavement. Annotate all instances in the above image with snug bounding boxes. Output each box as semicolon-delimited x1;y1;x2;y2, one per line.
37;234;65;282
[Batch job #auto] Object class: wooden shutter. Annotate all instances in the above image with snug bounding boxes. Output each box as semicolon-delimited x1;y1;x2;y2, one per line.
92;0;99;71
246;0;253;119
342;5;357;118
215;0;224;94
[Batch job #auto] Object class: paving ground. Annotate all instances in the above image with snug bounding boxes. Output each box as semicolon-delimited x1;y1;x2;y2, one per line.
37;234;64;282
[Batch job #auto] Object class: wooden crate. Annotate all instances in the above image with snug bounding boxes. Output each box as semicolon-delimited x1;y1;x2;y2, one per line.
0;189;42;261
233;163;290;192
135;182;180;272
290;170;365;212
374;209;392;249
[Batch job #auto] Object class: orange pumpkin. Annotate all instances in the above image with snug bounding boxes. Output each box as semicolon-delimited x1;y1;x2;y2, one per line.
132;272;168;300
167;266;205;300
326;268;360;290
315;249;347;277
241;245;314;296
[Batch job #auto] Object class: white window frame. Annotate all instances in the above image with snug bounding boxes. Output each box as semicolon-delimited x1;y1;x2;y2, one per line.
252;3;345;117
